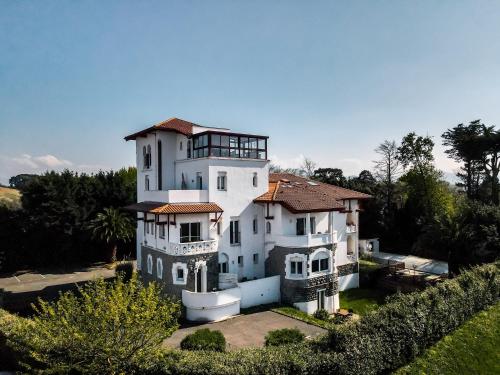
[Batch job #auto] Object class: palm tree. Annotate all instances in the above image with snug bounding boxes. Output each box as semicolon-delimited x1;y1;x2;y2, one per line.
88;208;135;263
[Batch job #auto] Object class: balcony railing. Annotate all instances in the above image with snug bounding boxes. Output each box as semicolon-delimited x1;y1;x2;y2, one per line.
141;189;209;203
273;232;333;248
148;239;217;256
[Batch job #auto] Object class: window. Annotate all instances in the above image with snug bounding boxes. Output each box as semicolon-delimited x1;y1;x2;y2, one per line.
217;172;226;191
196;172;202;189
145;175;150;191
219;253;229;273
310;217;316;234
179;141;183;151
192;132;267;160
317;289;326;310
157;140;162;190
187;140;192;158
156;258;163;279
253;253;259;264
230;219;240;245
147;255;153;274
238;255;243;267
311;250;330;273
290;259;303;276
252;173;258;187
158;224;165;239
146;145;152;168
296;218;306;235
143;146;147;169
253;217;258;234
266;221;271;234
217;221;221;236
146;220;150;234
172;262;188;285
180;223;201;243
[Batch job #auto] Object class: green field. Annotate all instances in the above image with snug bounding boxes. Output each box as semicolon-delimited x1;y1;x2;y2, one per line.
0;187;21;209
396;302;500;375
339;287;391;316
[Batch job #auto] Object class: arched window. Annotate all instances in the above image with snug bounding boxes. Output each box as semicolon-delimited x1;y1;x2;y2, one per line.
145;175;150;191
311;250;330;273
146;145;152;168
219;253;229;273
266;221;271;234
285;253;307;279
172;262;188;285
143;146;147;169
147;254;153;274
156;258;163;279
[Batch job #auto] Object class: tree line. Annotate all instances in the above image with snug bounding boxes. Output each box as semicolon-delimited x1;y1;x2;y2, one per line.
272;120;500;273
0;168;136;272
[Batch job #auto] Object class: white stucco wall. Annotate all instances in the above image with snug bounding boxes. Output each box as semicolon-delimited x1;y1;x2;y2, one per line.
338;273;359;291
182;288;241;322
237;275;280;308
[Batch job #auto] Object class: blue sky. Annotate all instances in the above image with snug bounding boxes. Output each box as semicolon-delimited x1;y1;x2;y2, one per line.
1;0;500;184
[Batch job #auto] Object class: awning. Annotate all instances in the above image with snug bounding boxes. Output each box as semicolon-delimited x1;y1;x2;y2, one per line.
124;201;223;215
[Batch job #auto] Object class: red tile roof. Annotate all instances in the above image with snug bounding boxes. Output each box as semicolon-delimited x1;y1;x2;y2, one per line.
255;173;371;213
124;117;229;141
124;201;223;214
151;203;223;214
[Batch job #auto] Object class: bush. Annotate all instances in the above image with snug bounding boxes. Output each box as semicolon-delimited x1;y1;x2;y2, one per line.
115;260;135;281
1;273;180;374
180;328;226;352
313;308;330;321
265;328;305;347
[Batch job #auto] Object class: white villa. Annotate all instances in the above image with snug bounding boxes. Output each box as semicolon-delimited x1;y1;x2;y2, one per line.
125;118;370;321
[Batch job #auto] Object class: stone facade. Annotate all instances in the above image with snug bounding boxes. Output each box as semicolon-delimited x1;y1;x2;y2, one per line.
140;245;218;300
337;262;359;276
265;244;338;306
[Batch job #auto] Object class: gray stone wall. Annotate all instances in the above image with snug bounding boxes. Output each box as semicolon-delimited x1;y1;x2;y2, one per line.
337;262;359;276
140;246;218;300
265;244;338;305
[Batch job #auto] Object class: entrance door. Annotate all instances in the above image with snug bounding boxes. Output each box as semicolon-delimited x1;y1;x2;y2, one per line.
317;289;326;310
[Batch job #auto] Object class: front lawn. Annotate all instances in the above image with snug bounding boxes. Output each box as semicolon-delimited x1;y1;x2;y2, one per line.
339;287;391;316
395;301;500;375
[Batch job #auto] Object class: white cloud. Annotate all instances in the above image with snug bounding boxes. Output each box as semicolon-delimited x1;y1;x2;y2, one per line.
0;154;109;185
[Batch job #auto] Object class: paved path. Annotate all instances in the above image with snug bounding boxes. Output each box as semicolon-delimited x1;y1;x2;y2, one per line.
0;264;116;312
373;252;448;275
164;310;326;350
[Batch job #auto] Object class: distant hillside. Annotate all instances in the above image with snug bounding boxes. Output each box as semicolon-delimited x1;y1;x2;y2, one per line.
0;187;21;210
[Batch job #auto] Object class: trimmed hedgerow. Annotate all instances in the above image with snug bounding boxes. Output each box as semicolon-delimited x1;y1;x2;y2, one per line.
180;328;226;352
313;308;330;321
265;328;305;347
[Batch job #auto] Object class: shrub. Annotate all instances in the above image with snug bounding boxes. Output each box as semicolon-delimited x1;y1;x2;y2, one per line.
115;260;135;281
313;308;330;321
265;328;305;347
180;328;226;352
1;273;180;374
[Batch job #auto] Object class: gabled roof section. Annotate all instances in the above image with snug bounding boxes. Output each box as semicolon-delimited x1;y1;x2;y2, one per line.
124;117;229;141
255;173;371;213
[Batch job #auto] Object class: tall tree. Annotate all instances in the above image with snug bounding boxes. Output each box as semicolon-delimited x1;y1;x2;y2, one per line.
312;168;347;187
374;140;402;222
480;125;500;205
442;120;484;199
301;157;317;178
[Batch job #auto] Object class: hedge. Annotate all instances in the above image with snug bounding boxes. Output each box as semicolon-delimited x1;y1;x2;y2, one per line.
1;262;499;374
180;328;226;352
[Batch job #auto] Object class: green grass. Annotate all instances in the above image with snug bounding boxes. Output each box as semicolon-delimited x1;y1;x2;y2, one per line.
339;288;390;316
0;187;21;209
396;302;500;375
359;259;382;272
271;306;333;329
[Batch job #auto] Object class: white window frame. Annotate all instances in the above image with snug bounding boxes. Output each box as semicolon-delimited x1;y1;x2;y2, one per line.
172;262;188;285
156;258;163;279
285;253;307;280
147;254;153;274
230;219;240;245
309;248;332;275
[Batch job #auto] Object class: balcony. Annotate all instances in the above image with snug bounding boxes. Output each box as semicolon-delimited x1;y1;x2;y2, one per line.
149;239;218;256
142;189;209;203
274;233;333;248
